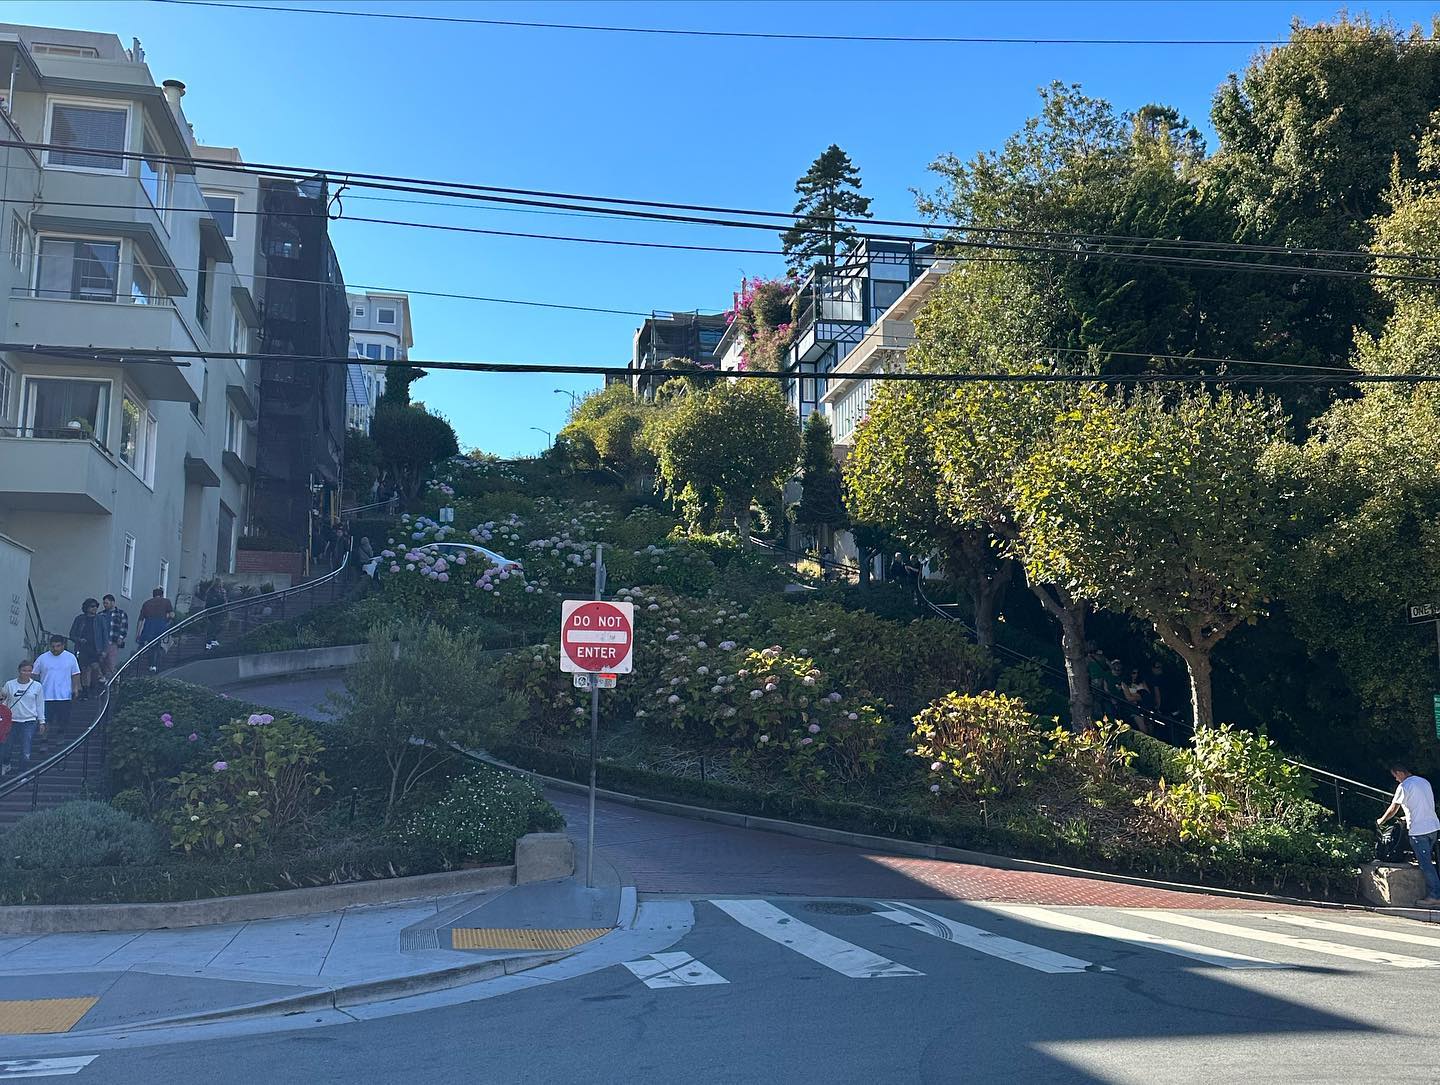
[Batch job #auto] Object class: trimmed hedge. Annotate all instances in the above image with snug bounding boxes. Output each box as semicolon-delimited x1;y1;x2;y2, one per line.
487;742;1361;900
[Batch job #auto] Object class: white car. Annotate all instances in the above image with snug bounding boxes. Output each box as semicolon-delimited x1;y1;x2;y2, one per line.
366;541;521;578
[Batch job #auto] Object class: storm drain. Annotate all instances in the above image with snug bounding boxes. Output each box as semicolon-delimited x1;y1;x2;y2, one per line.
399;929;441;952
803;901;875;916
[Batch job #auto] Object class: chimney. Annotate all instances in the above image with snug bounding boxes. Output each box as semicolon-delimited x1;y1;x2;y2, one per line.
161;79;185;114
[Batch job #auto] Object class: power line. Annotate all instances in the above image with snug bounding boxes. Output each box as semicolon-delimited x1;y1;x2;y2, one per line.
1;342;1430;385
4;135;1428;271
150;0;1359;48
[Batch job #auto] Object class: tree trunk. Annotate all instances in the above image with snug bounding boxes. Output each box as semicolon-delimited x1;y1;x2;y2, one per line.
1160;637;1214;733
1030;583;1091;731
858;548;872;590
970;560;1013;650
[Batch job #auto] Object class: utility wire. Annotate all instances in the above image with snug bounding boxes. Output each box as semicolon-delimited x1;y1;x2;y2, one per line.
2;135;1427;269
1;342;1430;385
150;0;1391;48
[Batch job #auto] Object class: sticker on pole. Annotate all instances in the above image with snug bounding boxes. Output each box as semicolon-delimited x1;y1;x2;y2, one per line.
560;600;634;674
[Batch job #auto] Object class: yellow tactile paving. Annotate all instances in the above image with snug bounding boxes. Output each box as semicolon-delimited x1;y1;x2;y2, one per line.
450;928;609;951
0;996;99;1035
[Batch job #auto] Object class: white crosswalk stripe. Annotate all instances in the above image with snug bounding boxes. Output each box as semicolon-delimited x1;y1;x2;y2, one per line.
1124;910;1440;969
0;1057;99;1079
1265;912;1440;950
989;905;1283;970
877;902;1107;974
709;899;923;978
623;952;729;988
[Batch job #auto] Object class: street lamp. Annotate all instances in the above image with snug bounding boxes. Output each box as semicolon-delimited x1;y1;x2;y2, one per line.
530;426;552;450
554;388;579;411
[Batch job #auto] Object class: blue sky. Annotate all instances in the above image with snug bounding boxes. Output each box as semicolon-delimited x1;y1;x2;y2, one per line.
10;0;1440;455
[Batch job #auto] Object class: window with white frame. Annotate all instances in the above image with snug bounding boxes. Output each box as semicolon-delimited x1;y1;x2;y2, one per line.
203;191;238;240
376;306;396;325
139;124;172;213
158;558;170;596
384;345;395;361
0;361;12;422
225;405;243;454
191;362;208;422
24;376;110;441
129;256;160;305
36;237;120;301
364;343;381;361
8;212;30;273
353;305;365;318
119;390;157;484
121;534;136;599
46;99;128;170
230;308;248;357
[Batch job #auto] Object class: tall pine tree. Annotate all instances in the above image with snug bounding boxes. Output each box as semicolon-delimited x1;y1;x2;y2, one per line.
781;145;873;277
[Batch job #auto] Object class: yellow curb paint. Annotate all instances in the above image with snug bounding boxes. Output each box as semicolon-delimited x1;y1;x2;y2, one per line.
450;928;609;951
0;997;99;1035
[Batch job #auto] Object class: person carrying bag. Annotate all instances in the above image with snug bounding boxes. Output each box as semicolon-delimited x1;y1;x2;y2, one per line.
2;659;47;777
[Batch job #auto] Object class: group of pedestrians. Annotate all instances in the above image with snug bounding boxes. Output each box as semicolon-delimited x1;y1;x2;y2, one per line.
64;594;129;701
1;637;80;777
1087;649;1169;734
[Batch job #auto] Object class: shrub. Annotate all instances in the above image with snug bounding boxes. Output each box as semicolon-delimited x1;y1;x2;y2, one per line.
912;691;1051;802
392;768;563;865
110;788;150;821
1142;724;1312;844
3;801;161;871
109;679;264;795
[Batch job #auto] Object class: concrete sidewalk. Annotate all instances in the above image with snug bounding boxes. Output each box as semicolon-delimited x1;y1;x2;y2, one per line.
0;872;634;1037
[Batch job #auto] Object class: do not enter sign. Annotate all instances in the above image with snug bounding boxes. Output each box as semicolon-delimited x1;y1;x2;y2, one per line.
559;600;634;674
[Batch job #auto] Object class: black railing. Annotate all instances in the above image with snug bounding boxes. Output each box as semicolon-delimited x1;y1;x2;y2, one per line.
0;546;355;813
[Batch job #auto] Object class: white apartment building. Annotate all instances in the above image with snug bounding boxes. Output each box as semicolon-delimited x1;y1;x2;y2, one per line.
346;290;412;432
0;26;262;634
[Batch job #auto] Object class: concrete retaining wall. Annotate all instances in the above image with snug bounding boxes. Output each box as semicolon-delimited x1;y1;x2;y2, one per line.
164;643;368;687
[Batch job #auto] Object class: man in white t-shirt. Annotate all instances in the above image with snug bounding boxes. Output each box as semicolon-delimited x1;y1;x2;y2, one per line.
1378;762;1440;905
29;636;80;738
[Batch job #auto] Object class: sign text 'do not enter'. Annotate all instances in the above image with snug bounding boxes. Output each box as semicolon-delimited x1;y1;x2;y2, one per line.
559;600;634;674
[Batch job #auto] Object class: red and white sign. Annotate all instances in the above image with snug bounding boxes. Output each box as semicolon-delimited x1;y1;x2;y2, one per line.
559;600;634;674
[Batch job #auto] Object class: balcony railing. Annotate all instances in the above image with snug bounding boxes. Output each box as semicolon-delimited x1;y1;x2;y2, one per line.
11;285;176;307
0;425;113;454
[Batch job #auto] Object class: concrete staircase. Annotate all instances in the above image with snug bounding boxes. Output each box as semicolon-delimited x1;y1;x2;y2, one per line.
0;700;102;827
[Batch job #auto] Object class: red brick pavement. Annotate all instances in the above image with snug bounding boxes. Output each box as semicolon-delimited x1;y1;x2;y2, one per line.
551;793;1313;910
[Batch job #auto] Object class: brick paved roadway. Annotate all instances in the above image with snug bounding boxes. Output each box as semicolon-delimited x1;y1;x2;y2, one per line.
548;791;1306;910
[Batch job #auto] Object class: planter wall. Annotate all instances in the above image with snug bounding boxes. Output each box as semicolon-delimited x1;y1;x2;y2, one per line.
236;549;305;576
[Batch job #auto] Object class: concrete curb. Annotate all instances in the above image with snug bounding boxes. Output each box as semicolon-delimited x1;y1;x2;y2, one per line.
0;865;516;934
82;948;573;1035
477;751;1354;912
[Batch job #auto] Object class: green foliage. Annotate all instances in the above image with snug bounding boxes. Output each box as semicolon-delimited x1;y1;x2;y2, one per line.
795;411;846;535
652;382;801;541
781;144;873;276
912;691;1052;801
332;620;530;821
392;768;563;865
371;404;460;500
3;801;161;871
627;542;719;595
344;428;384;502
1143;724;1311;844
108;679;265;797
558;384;655;480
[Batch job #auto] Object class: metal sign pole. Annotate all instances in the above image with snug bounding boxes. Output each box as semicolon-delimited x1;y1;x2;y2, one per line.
586;543;603;890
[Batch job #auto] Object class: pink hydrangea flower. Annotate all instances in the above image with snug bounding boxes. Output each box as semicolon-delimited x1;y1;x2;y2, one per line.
188;732;198;741
808;724;820;734
213;761;228;771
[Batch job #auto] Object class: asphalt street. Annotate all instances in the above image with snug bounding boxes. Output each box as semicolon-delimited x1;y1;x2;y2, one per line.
9;897;1435;1084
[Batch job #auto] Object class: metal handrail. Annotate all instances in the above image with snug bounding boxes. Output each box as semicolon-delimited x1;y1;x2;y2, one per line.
0;544;353;807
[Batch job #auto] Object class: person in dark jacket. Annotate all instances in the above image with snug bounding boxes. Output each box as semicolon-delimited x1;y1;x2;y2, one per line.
67;598;103;699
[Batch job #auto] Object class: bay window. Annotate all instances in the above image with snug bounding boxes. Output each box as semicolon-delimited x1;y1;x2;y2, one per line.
46;100;128;171
24;377;110;442
119;391;157;484
139;125;173;213
36;237;120;301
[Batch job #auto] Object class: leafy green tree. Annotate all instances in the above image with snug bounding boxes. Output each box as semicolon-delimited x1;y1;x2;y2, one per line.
370;403;459;499
331;621;527;823
558;384;655;485
378;363;427;407
844;381;1011;646
1211;15;1440;364
343;426;383;502
781;145;873;277
1016;388;1287;731
795;411;846;547
653;382;800;544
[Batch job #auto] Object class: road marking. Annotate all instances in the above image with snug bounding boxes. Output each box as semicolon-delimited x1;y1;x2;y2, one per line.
623;952;729;988
992;906;1282;970
877;903;1108;974
1265;913;1440;950
450;928;609;950
1123;911;1440;968
0;1057;99;1078
709;900;922;978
